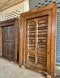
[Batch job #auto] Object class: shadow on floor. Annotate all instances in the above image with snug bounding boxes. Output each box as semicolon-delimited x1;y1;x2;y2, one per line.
0;58;45;78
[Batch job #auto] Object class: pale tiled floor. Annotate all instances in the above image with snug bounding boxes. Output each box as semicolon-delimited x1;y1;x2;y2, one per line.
0;58;45;78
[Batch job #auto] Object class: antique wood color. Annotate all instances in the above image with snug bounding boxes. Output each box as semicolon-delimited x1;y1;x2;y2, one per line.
20;3;57;78
0;18;19;62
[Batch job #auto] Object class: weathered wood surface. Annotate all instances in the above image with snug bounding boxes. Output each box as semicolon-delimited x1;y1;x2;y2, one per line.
20;3;57;78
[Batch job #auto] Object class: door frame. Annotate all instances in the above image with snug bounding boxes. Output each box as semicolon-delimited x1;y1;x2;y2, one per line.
0;18;19;62
20;3;57;77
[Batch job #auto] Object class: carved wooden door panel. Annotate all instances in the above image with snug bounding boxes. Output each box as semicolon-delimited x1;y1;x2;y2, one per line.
2;26;17;61
26;15;48;71
20;3;57;77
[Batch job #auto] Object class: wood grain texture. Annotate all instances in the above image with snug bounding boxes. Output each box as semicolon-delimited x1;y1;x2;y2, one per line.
0;18;19;63
20;3;57;78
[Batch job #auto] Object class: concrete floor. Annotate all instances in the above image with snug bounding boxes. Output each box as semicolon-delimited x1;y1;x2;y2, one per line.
0;58;45;78
56;66;60;77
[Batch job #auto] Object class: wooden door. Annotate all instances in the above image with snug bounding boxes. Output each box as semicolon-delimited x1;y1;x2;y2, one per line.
26;16;48;71
20;3;57;77
2;26;16;61
0;19;19;62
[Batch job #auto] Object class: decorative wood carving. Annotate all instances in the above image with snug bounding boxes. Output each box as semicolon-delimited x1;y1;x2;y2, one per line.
20;3;57;78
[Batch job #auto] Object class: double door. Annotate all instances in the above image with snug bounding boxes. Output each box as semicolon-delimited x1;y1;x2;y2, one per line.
20;3;57;77
26;16;48;71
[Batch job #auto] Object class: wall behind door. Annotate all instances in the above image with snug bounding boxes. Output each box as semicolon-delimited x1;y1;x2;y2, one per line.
29;0;60;11
0;0;29;21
